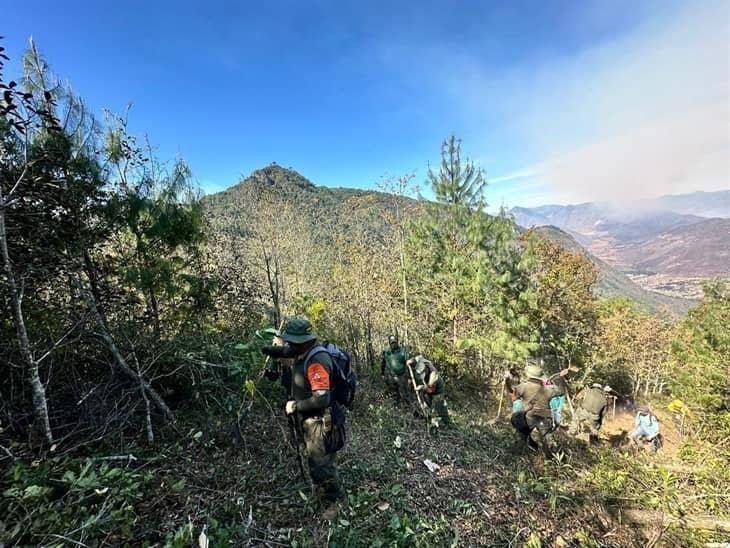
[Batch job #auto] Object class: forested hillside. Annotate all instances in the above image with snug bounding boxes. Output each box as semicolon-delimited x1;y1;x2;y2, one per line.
207;165;693;317
1;43;729;547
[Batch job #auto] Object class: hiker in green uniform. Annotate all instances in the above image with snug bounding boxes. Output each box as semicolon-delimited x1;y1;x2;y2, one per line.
569;383;612;442
511;362;571;455
381;335;410;403
280;319;345;508
408;355;451;429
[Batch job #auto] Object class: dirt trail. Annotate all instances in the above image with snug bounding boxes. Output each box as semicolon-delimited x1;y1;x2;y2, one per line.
601;406;683;459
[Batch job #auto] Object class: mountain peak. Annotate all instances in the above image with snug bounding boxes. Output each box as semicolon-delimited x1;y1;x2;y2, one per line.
246;163;316;191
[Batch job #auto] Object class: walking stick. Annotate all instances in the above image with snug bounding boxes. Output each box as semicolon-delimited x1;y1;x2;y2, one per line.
495;378;506;419
565;388;575;415
406;362;430;427
287;414;307;483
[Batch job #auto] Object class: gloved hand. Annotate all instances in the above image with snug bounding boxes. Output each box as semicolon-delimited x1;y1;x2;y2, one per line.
285;400;297;415
264;369;280;381
415;384;425;392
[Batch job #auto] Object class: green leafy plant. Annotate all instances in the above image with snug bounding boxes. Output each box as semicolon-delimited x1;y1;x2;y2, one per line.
1;458;152;545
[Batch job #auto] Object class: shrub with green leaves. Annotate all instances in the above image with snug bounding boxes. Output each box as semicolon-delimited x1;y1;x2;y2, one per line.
1;458;152;545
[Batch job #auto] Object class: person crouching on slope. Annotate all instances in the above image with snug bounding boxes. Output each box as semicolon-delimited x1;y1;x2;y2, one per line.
569;383;613;443
630;406;661;452
408;355;451;430
511;362;571;456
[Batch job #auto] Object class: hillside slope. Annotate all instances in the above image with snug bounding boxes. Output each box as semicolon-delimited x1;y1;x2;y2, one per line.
532;226;695;314
510;193;729;285
204;165;693;315
511;203;706;243
89;376;726;546
204;164;416;243
619;218;730;277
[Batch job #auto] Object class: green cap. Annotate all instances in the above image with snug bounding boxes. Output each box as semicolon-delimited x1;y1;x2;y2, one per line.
282;319;318;344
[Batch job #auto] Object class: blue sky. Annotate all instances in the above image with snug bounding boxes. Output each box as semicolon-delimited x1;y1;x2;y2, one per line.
5;0;728;208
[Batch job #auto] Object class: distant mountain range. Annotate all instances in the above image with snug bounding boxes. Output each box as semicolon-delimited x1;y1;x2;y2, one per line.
531;226;693;315
510;190;729;283
637;191;730;218
204;165;694;315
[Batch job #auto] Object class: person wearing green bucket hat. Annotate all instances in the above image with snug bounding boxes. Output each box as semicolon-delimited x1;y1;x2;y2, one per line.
280;319;345;512
510;360;571;456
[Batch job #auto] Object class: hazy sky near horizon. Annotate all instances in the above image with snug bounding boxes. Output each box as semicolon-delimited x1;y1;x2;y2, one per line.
5;0;729;208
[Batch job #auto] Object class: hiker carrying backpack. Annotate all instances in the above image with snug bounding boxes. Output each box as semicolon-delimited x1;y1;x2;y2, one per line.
303;341;357;453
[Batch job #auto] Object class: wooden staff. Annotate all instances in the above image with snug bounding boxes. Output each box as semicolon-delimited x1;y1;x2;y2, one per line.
495;377;506;419
406;361;430;427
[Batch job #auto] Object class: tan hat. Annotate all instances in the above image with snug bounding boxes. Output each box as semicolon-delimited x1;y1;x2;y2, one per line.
525;363;544;380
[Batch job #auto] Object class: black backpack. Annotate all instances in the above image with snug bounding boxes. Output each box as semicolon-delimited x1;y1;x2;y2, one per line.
304;342;357;409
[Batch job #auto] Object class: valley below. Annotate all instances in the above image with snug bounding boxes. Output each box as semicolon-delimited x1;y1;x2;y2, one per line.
512;192;730;304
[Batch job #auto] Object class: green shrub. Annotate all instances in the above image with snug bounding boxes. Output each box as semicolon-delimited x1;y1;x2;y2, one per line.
1;458;152;545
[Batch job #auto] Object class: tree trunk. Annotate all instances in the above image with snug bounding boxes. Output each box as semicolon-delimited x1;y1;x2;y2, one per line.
131;351;155;444
399;233;408;343
133;230;161;337
0;194;53;444
452;307;458;353
75;278;174;420
148;288;161;337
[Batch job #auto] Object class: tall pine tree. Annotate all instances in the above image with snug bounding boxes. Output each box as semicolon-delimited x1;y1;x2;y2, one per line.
406;136;538;373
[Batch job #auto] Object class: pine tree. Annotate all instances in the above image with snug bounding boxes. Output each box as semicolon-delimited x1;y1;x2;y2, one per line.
406;136;538;372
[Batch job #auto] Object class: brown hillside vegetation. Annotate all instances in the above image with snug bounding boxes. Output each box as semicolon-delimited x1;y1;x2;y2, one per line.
618;218;730;278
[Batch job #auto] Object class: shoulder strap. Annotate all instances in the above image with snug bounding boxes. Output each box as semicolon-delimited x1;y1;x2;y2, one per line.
303;344;327;366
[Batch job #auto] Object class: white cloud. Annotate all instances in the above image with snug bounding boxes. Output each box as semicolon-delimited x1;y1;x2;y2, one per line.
489;168;539;185
412;0;729;205
539;100;730;203
516;1;730;203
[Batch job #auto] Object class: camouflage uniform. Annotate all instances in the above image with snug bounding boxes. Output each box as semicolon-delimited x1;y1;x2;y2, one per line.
284;320;344;502
411;355;450;428
569;385;608;439
381;338;410;403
